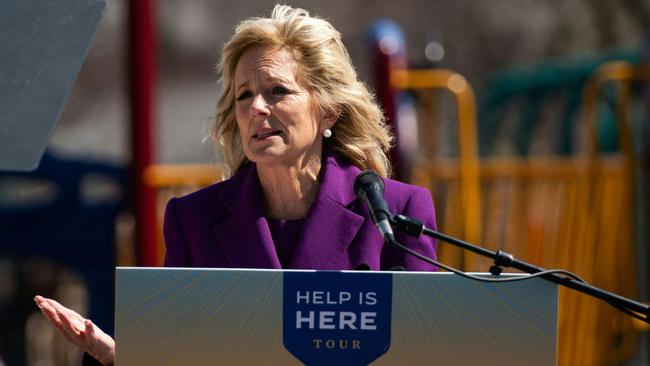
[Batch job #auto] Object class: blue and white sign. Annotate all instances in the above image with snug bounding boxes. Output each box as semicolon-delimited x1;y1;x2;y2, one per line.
283;271;392;365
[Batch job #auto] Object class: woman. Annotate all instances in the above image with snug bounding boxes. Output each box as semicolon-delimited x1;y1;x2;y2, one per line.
35;5;437;365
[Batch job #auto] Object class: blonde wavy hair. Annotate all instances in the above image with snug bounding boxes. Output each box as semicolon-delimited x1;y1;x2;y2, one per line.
213;5;393;177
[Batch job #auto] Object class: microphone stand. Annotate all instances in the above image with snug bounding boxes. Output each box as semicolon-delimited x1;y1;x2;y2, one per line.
389;213;650;323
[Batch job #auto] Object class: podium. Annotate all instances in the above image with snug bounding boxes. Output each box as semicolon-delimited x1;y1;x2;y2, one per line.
115;268;557;365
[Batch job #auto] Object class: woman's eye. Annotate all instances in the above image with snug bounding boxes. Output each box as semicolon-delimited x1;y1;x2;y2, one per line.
236;91;252;101
272;86;290;95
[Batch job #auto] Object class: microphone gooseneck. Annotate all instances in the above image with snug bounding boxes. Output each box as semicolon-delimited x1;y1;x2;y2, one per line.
354;170;395;242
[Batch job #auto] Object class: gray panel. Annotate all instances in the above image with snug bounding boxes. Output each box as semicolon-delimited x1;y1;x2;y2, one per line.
0;0;106;171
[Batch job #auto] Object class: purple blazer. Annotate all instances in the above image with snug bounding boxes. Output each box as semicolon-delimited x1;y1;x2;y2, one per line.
163;153;437;271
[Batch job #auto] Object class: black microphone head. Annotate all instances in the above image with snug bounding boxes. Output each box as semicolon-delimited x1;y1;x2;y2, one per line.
354;169;394;241
354;170;384;197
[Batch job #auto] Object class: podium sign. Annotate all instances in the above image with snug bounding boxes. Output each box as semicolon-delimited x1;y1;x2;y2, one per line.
283;271;392;365
115;268;557;365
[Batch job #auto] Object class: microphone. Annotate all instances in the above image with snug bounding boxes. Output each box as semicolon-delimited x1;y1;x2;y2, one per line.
354;170;395;241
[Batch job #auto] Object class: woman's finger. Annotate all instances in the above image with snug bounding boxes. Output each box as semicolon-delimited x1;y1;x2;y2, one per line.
35;296;85;345
36;297;64;320
84;320;96;348
39;297;85;330
56;307;84;338
84;319;94;336
35;297;63;326
57;302;87;324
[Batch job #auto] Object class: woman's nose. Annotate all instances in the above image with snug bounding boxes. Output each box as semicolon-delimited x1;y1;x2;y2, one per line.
250;94;270;117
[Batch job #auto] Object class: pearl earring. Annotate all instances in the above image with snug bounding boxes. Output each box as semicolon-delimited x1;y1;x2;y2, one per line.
323;128;332;138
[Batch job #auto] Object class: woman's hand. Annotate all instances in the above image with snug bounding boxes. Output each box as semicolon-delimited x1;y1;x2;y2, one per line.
34;295;115;366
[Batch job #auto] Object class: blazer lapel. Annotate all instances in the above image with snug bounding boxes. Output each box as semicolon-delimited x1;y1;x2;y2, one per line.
212;164;281;269
289;154;365;269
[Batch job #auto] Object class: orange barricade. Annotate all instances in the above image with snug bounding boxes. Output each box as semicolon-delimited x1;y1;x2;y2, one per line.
398;63;646;365
142;164;223;265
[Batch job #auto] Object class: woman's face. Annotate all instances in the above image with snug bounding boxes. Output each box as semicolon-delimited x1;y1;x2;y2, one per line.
234;45;326;168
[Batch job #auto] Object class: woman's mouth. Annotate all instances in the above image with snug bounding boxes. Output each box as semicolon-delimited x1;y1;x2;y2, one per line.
254;130;283;139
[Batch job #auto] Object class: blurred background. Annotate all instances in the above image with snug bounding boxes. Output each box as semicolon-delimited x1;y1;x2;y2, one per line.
1;0;650;364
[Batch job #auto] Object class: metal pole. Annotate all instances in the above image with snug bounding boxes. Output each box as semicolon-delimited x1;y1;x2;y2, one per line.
128;0;157;266
369;21;407;179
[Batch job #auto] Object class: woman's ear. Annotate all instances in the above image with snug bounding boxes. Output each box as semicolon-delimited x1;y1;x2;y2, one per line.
322;110;340;129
